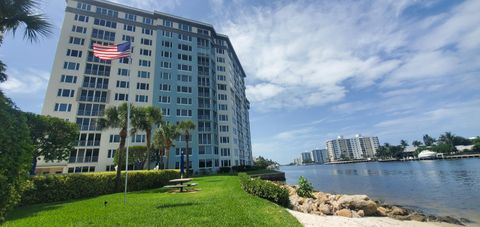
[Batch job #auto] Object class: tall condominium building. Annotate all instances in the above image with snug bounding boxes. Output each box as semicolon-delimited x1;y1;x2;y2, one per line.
326;135;379;161
38;0;252;174
300;152;313;163
311;148;328;164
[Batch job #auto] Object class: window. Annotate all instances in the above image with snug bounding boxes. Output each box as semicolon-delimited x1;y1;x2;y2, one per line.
77;104;105;116
176;97;192;105
176;109;192;117
93;18;117;29
217;57;225;63
122;35;134;43
109;134;120;143
162;30;172;37
163;20;173;27
107;149;115;158
77;2;91;11
197;28;209;36
161;72;171;80
72;25;86;34
125;13;137;21
116;80;129;88
177;64;192;71
117;68;129;76
85;63;111;76
92;28;115;41
139;48;151;56
216;48;225;54
179;24;191;32
138;60;151;67
96;7;118;17
220;136;229;143
177;86;192;93
217;75;226;81
114;93;128;101
57;89;75;97
158;96;170;103
69;37;85;45
74;14;89;22
159;84;171;91
60;75;77;83
162;108;170;116
135;95;148;103
217;66;226;72
161;51;172;58
63;61;80;70
219;125;229;132
142;28;153;35
198;134;211;145
177;53;192;61
178;33;192;41
131;134;146;143
123;24;135;32
137;83;149;90
160;61;171;69
221;148;230;156
66;49;83;58
161;41;172;48
197;38;209;48
218;104;227;110
218;84;227;90
54;103;72;112
177;74;192;82
218;94;227;100
178;44;192;51
141;38;152;46
143;17;153;25
219;114;228;121
138;71;150;78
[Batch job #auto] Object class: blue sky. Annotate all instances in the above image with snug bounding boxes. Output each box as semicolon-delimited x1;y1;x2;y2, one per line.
1;0;479;164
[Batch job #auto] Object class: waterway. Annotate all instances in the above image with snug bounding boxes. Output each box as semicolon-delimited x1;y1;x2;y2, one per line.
280;159;480;223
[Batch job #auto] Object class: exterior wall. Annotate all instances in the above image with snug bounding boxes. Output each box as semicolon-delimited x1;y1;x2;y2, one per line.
38;0;252;174
326;135;380;161
311;149;328;164
300;152;313;163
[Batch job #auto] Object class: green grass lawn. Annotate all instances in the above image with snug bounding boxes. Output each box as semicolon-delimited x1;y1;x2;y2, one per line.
4;175;301;226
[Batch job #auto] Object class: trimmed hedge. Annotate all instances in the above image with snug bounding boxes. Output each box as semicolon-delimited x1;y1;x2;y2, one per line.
238;173;289;207
21;170;179;205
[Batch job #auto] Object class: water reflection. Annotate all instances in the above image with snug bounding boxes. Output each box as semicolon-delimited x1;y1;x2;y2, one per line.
281;159;480;223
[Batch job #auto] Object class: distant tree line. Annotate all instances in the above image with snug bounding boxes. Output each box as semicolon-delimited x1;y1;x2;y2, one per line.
375;132;480;159
254;156;279;169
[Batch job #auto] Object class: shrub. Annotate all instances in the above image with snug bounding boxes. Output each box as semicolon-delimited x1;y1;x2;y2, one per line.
297;176;314;198
0;91;32;223
218;167;231;173
21;170;179;205
238;173;289;207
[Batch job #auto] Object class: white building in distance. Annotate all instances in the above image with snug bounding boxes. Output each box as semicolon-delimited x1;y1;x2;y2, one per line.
326;135;380;161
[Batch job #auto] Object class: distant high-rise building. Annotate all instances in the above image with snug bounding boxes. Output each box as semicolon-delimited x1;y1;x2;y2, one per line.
311;148;328;164
38;0;252;174
326;135;379;161
300;152;313;163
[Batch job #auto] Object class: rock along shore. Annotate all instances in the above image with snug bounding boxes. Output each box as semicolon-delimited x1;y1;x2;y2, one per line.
282;184;466;226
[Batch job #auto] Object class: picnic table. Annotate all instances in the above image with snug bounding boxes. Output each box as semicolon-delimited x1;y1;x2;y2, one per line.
164;178;197;192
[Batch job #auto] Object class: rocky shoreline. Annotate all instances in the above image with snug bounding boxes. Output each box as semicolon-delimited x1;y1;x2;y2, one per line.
282;184;466;226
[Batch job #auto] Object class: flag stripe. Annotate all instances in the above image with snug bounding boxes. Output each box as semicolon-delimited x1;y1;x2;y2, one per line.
93;42;131;60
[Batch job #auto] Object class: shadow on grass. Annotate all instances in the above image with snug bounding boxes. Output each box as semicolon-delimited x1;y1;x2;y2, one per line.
132;187;170;194
6;203;63;222
156;202;201;209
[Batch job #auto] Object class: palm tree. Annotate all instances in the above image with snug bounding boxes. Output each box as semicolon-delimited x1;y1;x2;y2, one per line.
0;0;53;42
0;0;53;83
423;134;436;146
131;106;163;170
98;103;135;191
400;140;408;148
439;132;456;154
177;120;195;176
412;140;422;147
154;122;179;169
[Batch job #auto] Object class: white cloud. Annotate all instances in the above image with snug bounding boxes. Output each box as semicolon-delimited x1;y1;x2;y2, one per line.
0;68;50;94
112;0;183;12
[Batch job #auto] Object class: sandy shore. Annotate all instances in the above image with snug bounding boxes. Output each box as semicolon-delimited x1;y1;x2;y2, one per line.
287;209;465;227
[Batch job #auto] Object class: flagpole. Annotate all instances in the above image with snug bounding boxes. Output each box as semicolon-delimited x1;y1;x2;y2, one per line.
124;44;133;204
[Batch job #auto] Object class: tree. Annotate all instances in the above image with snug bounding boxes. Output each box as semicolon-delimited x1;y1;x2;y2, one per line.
177;120;195;176
153;122;179;169
0;91;32;222
412;140;422;147
0;0;52;83
98;103;136;191
438;132;456;154
423;134;436;146
254;156;278;169
431;143;452;154
24;113;79;175
131;106;163;170
114;146;148;170
400;140;408;149
453;136;471;146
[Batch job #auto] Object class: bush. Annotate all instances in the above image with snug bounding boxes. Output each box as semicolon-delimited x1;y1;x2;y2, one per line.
297;176;314;198
0;91;32;223
21;170;179;205
238;173;289;207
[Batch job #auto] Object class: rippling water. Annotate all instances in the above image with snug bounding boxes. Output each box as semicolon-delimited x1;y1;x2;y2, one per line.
280;159;480;223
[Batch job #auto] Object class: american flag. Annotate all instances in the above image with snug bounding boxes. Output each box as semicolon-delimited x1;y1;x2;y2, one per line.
93;41;131;60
